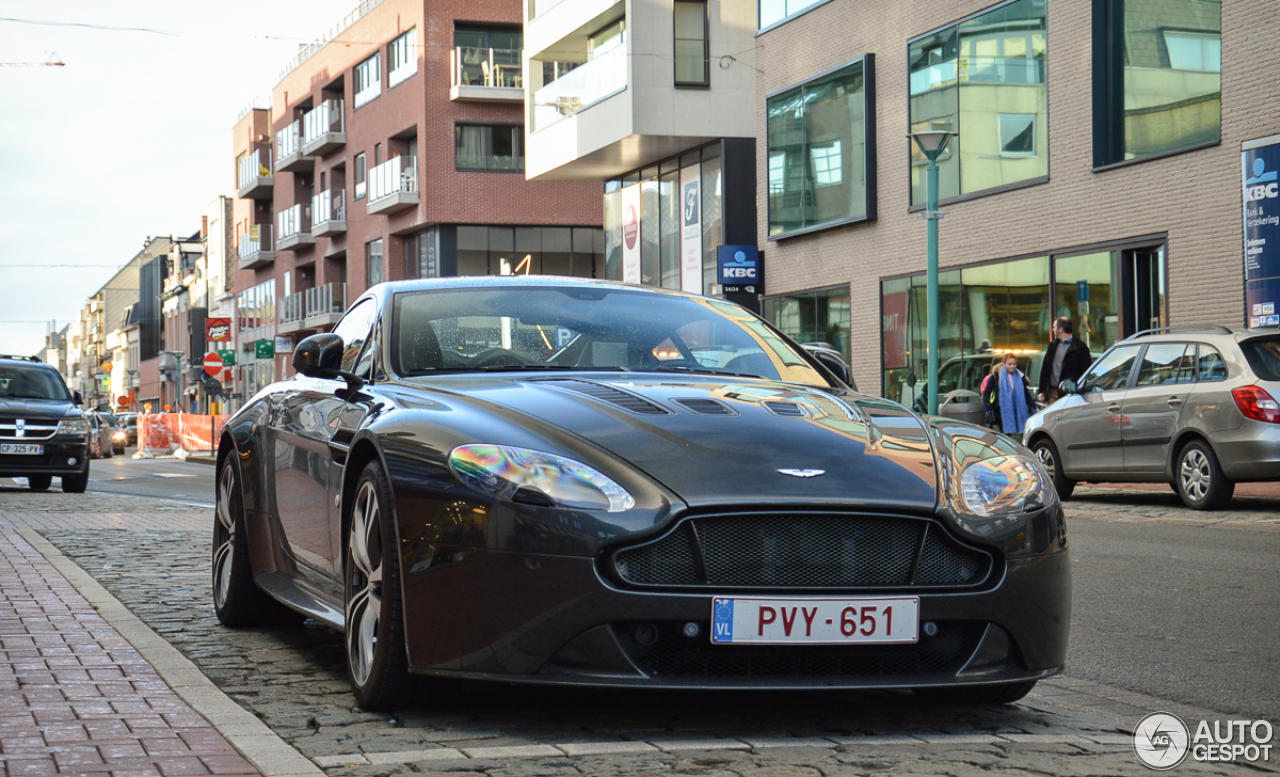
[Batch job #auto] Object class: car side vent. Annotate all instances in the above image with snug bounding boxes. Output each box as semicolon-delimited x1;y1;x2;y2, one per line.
672;398;735;416
544;380;671;415
763;401;806;418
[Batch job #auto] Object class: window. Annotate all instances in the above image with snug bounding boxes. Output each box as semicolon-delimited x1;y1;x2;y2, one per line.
1197;345;1227;382
763;287;852;362
759;0;825;31
455;124;523;172
1084;345;1140;392
1093;0;1220;165
354;153;366;199
455;27;522;88
590;20;625;56
767;57;874;237
332;300;377;373
909;0;1047;204
354;52;381;108
367;239;384;286
674;1;709;86
388;28;418;88
1136;343;1194;386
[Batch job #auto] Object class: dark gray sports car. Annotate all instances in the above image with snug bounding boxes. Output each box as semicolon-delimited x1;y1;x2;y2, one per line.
213;277;1069;710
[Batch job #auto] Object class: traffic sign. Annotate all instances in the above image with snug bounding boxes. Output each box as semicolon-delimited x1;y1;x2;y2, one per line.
203;351;224;376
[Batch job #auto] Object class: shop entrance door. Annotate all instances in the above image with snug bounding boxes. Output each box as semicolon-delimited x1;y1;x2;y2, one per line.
1122;246;1166;335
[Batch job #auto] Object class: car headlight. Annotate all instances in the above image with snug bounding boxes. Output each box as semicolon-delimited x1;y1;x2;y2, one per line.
57;418;89;435
448;444;635;512
959;455;1052;517
112;431;126;441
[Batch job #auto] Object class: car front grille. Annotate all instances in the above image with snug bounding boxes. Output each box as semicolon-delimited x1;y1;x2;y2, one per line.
614;620;985;679
610;512;993;591
0;419;59;441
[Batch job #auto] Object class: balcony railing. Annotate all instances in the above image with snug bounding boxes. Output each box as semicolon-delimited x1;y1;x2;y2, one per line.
237;224;274;270
366;156;419;215
275;120;311;172
304;283;347;329
236;148;273;199
302;99;346;156
276;204;314;251
532;43;628;131
312;189;347;237
450;47;524;102
278;291;306;334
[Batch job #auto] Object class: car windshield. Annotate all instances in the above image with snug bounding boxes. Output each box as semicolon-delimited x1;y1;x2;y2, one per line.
0;366;71;401
99;412;119;425
392;285;828;385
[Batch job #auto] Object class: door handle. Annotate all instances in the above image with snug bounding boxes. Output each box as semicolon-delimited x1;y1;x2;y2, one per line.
1107;404;1121;414
1167;397;1183;407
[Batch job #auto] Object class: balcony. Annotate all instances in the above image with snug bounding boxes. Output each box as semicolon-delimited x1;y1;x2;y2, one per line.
275;121;311;173
236;148;273;199
532;43;627;131
450;47;524;102
237;224;274;270
276;204;315;251
366;156;418;215
301;99;346;156
278;291;306;335
304;283;346;329
312;189;347;236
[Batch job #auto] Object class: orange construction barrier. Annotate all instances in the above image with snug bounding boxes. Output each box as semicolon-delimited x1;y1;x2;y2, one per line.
138;413;229;453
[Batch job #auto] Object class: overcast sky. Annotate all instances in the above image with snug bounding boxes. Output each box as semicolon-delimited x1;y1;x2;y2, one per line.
0;0;357;356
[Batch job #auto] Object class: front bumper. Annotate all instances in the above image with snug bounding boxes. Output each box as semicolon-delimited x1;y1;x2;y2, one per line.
399;547;1071;690
0;439;91;476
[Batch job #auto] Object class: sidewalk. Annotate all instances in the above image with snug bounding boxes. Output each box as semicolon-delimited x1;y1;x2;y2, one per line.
0;529;260;776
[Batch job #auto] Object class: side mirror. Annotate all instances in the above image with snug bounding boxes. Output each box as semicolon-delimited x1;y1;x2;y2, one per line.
802;346;850;386
293;333;364;398
293;333;345;376
1059;379;1077;395
73;391;83;405
906;372;918;388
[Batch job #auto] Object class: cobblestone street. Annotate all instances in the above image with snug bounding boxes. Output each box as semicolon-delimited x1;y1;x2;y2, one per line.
2;488;1277;776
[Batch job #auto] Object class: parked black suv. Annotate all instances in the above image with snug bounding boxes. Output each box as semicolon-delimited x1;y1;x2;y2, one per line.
0;355;91;492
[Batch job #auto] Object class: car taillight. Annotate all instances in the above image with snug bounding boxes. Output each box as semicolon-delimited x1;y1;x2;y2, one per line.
1231;386;1280;424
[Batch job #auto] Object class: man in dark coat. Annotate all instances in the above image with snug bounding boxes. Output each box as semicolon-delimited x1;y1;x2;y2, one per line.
1038;316;1092;405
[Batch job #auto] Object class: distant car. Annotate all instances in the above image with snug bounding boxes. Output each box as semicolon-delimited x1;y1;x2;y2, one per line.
908;350;1045;415
213;277;1069;710
83;411;114;459
1024;326;1280;509
799;342;858;392
118;412;138;446
98;410;127;455
0;354;92;492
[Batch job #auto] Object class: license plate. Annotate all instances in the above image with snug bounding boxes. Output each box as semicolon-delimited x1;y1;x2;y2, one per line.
0;443;43;455
711;596;919;645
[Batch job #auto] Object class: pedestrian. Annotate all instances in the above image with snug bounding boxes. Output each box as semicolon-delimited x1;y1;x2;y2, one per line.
1038;316;1091;406
980;363;1001;428
984;352;1034;442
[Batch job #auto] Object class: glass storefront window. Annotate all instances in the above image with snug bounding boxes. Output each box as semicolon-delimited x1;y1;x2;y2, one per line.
1054;251;1121;354
767;58;872;236
659;169;680;288
640;178;660;285
1094;0;1221;164
909;0;1048;204
763;286;852;361
700;155;722;294
457;226;602;278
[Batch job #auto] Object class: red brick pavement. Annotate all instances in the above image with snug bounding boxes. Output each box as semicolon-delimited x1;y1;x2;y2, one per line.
0;530;259;777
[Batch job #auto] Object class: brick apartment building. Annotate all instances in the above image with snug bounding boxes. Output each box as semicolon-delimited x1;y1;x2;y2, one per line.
232;0;602;399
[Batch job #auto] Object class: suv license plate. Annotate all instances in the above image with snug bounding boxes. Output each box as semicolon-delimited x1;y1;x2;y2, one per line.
1;443;44;455
711;596;919;645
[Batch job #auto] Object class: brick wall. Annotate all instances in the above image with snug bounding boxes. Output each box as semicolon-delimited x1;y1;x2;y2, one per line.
756;0;1279;391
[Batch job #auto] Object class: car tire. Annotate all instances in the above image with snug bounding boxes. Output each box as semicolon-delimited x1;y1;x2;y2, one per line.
344;459;417;711
28;474;52;491
915;680;1038;705
61;468;89;493
1031;437;1075;501
213;457;303;627
1174;440;1234;511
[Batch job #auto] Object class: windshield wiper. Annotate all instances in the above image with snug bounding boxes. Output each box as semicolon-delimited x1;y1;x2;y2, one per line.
649;365;764;379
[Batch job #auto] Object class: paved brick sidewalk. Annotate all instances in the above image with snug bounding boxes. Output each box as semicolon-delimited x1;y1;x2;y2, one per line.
0;528;260;777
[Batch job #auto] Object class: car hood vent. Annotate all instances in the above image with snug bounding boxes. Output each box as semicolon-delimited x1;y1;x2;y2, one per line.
541;380;671;415
763;401;806;417
672;398;735;416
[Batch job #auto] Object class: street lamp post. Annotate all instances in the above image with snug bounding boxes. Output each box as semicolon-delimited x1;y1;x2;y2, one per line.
909;130;957;416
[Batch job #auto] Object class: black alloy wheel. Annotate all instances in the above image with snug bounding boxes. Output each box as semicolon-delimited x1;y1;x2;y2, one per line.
27;474;52;491
915;680;1038;705
212;457;301;626
1174;439;1234;511
344;459;416;710
1031;437;1075;501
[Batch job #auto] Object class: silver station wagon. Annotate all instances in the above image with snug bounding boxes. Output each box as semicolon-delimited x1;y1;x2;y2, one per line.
1024;326;1280;509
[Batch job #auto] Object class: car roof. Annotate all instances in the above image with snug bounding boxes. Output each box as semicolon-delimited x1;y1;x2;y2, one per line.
1119;326;1280;346
364;276;708;309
